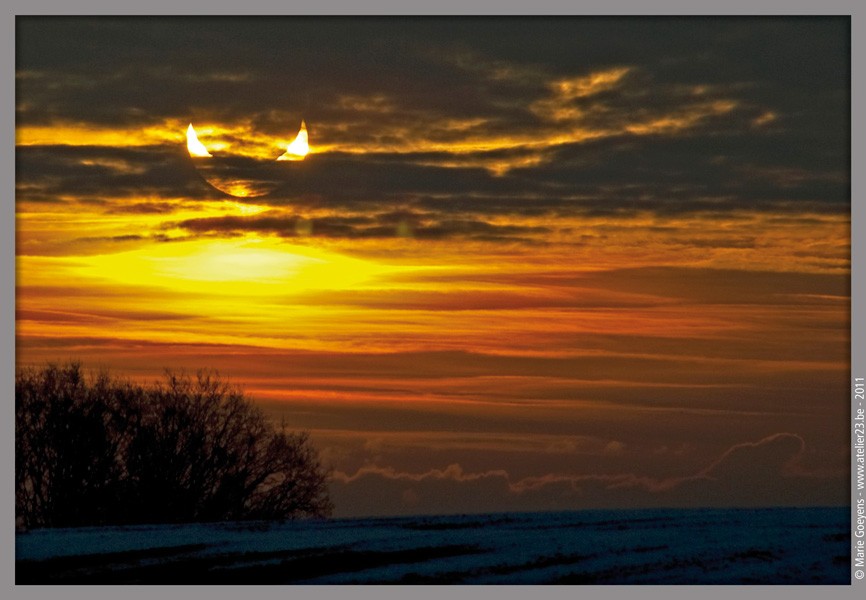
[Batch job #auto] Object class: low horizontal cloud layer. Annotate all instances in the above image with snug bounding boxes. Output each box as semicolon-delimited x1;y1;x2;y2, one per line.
328;433;845;517
174;212;550;243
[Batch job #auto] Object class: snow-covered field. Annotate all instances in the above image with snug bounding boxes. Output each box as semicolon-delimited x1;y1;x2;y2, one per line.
16;507;849;584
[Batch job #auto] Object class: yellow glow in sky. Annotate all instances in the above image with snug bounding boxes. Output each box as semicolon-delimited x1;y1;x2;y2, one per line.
52;237;392;295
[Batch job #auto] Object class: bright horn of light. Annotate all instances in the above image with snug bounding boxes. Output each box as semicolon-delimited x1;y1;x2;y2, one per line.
186;123;212;157
277;120;309;161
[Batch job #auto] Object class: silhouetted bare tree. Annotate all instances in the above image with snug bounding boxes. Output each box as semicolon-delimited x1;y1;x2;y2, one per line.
16;363;332;528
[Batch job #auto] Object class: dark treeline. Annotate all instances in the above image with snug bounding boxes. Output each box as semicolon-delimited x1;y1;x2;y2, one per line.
16;363;332;528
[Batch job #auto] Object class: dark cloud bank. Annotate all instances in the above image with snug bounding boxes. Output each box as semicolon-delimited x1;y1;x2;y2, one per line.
17;17;849;224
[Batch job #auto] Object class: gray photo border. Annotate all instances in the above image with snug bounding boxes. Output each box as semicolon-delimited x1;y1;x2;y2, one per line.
2;2;863;600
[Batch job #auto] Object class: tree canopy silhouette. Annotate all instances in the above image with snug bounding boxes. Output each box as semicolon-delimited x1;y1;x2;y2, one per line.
16;363;333;528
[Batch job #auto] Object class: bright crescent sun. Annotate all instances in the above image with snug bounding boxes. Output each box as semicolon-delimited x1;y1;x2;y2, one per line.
186;123;212;157
186;121;308;161
278;120;309;161
186;120;309;198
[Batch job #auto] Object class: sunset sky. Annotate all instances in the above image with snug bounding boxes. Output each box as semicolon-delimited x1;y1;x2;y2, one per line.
15;17;850;517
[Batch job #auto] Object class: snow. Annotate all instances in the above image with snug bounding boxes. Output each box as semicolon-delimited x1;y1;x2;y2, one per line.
15;507;850;584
